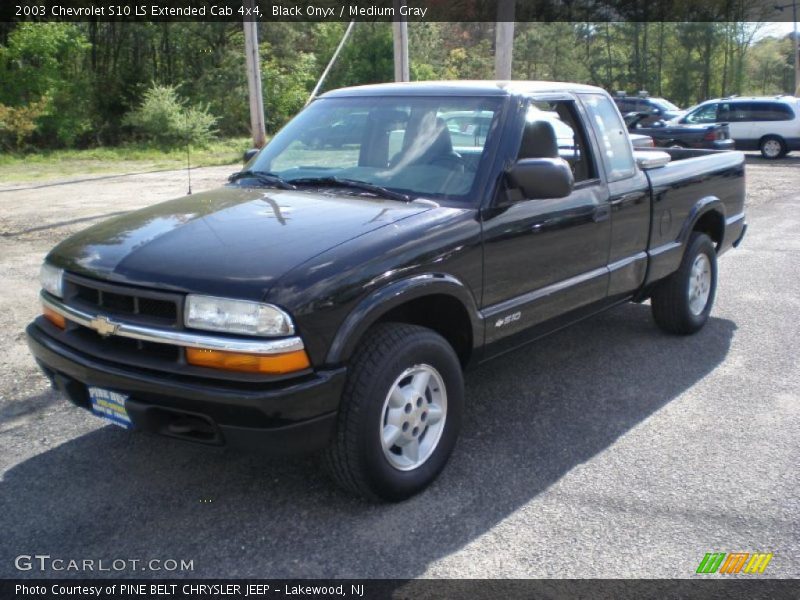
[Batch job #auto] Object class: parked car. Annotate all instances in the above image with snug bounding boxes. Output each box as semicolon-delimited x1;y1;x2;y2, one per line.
28;81;747;501
613;92;684;122
624;111;734;150
674;96;800;159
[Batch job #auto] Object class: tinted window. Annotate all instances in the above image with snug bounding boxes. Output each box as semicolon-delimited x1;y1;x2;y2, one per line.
742;102;794;121
581;94;635;181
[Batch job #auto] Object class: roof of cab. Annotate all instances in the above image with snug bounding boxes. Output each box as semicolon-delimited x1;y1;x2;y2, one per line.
320;80;607;98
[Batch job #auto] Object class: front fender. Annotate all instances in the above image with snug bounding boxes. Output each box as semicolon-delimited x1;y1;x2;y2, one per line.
325;273;482;365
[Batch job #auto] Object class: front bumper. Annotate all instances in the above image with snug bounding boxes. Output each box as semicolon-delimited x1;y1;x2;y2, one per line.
26;323;345;454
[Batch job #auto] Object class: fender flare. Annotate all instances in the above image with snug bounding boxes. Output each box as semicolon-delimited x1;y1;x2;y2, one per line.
325;273;482;365
678;196;726;248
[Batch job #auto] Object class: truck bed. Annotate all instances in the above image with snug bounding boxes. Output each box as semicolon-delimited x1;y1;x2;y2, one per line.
639;147;746;284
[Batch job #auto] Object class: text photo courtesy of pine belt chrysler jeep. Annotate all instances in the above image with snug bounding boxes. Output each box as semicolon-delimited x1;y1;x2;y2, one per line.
27;81;747;501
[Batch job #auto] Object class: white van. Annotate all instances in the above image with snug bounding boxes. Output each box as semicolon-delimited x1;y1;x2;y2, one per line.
674;96;800;159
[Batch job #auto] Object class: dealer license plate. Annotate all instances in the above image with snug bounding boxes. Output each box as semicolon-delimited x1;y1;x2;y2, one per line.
88;386;133;429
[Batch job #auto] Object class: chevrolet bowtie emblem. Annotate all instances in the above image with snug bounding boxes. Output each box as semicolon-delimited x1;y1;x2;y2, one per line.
89;315;119;337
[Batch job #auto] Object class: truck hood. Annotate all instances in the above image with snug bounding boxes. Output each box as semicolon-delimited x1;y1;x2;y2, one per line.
48;186;431;300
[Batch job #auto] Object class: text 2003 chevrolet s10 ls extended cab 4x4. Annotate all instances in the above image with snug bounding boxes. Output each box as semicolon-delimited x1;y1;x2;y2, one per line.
28;82;746;501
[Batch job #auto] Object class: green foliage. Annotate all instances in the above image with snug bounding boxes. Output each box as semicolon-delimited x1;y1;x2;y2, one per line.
323;23;394;90
747;36;794;95
0;22;92;146
0;20;796;154
261;45;318;133
124;84;217;148
0;97;48;150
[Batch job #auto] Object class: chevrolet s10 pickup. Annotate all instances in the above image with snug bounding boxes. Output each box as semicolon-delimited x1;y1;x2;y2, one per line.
27;81;747;500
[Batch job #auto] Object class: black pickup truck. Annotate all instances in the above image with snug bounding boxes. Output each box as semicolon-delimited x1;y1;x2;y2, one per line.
28;82;747;501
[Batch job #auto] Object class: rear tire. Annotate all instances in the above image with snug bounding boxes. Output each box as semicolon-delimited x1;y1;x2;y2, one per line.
323;323;464;501
759;135;786;159
651;232;717;335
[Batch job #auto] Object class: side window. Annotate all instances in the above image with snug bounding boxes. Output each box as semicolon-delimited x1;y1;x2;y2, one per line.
718;102;734;121
684;103;719;124
518;100;597;183
580;93;635;181
750;102;794;121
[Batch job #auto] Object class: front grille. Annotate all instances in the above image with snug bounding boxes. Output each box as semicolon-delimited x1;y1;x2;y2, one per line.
70;326;181;366
67;275;180;327
56;273;185;370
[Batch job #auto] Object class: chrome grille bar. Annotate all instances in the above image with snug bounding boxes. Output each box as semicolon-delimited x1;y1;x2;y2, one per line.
42;292;304;355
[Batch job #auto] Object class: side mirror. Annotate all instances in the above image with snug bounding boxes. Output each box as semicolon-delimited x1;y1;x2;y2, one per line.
506;158;574;200
243;148;259;164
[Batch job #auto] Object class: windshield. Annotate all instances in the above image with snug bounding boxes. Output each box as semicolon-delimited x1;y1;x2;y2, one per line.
248;96;503;202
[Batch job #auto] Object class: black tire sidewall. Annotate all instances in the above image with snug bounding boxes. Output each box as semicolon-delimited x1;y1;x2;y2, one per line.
681;234;718;329
355;330;463;500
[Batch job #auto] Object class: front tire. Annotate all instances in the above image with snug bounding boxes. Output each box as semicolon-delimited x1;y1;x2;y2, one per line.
323;323;464;501
651;232;717;335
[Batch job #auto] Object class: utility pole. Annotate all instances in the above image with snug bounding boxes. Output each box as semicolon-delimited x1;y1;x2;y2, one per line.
243;0;266;148
494;0;515;80
775;2;799;95
393;0;410;81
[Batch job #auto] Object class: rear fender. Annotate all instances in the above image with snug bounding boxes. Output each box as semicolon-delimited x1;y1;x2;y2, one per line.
678;196;726;247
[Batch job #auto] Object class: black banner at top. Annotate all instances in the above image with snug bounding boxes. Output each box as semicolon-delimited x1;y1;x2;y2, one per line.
2;0;797;23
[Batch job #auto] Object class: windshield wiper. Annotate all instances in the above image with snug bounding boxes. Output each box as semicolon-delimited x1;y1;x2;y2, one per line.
228;170;296;190
289;177;411;202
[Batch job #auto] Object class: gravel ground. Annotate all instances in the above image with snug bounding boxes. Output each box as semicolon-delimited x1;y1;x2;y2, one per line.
0;156;798;579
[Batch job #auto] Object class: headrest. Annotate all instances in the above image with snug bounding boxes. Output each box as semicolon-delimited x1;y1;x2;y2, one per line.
519;120;559;159
426;117;454;156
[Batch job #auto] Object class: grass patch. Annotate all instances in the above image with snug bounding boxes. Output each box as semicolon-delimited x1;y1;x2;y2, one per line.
0;137;254;184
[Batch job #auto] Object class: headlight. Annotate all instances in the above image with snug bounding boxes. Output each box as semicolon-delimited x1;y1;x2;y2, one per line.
184;295;295;337
40;263;64;298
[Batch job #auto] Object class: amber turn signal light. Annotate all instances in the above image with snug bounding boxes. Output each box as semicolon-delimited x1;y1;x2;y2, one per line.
186;347;310;374
43;306;66;329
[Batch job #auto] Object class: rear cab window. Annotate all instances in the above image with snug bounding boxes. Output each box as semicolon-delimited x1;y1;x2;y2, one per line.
580;93;636;181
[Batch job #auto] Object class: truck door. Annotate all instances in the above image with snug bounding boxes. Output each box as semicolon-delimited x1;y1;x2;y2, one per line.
578;93;650;300
480;97;612;355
